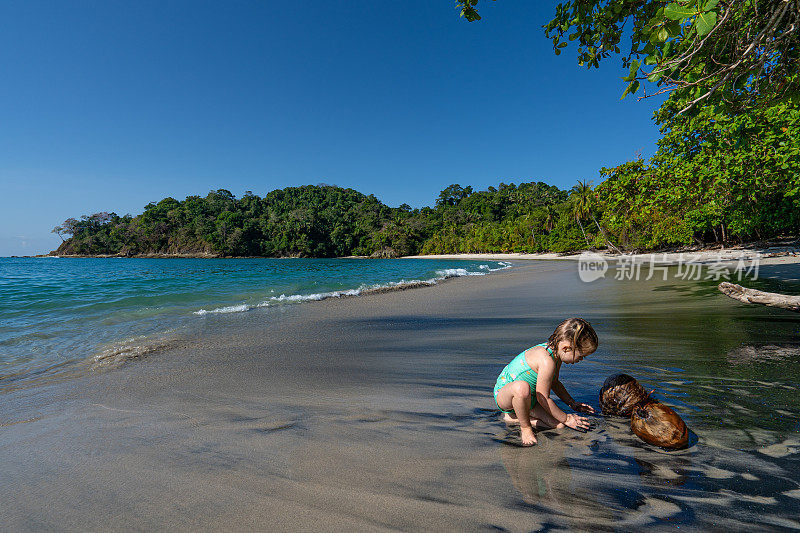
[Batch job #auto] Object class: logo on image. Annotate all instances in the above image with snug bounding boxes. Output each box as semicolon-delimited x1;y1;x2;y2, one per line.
578;252;608;283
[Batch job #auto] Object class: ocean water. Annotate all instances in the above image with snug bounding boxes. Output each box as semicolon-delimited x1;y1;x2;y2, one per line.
0;257;510;391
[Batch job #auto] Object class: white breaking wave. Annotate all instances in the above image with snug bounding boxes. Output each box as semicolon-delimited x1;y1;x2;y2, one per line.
434;268;485;278
267;288;362;303
478;262;513;272
193;304;250;315
192;263;511;316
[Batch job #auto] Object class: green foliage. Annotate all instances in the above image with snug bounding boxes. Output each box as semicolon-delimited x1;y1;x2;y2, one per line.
54;101;798;259
595;95;800;248
462;0;800;113
54;181;585;257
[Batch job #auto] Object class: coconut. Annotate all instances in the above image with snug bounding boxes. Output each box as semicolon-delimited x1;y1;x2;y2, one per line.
631;402;689;450
599;373;651;416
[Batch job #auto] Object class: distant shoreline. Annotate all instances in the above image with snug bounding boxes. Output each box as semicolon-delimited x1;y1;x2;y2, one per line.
20;239;800;266
403;247;800;266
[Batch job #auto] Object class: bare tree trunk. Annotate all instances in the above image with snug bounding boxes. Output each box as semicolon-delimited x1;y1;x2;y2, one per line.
577;218;590;247
718;282;800;312
591;214;622;254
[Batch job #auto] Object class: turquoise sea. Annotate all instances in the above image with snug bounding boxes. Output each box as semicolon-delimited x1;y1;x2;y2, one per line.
0;257;509;391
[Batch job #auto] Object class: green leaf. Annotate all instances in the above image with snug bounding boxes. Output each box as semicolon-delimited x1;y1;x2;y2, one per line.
648;70;663;83
558;42;568;48
664;3;696;20
703;0;720;11
657;27;669;42
695;11;717;36
620;81;636;99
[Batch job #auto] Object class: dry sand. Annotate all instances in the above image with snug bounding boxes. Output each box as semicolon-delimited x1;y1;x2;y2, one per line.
2;261;799;531
404;245;800;267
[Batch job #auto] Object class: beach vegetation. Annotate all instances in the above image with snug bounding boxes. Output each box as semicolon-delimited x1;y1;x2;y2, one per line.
52;129;797;257
458;0;800;114
52;95;798;260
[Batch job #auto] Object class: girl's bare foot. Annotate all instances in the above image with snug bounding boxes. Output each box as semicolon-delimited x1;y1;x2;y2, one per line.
503;413;543;428
520;427;537;446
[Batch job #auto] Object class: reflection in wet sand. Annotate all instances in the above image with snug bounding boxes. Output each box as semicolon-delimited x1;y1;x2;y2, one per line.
726;343;800;365
500;432;617;530
498;411;800;530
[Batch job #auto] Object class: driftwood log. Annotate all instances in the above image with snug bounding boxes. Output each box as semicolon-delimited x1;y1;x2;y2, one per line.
718;282;800;313
631;403;689;450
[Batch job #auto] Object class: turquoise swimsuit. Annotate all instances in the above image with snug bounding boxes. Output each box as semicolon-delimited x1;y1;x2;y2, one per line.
493;342;556;413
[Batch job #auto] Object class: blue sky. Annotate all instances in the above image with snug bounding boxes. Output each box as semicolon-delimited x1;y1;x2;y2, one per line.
0;1;665;256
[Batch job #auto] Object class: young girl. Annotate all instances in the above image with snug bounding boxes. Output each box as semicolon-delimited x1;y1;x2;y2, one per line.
494;318;597;446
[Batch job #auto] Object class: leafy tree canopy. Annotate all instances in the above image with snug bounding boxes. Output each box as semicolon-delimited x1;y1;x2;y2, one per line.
457;0;800;113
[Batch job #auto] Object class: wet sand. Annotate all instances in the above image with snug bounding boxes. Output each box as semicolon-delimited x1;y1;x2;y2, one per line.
2;261;800;531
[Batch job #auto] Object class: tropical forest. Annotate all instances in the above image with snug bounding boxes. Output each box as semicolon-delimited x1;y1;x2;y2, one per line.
52;0;799;257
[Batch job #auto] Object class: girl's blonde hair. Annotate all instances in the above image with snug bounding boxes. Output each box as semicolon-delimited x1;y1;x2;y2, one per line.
547;318;598;355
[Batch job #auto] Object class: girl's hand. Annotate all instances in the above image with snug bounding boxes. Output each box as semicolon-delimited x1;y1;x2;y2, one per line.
565;413;590;431
573;402;596;414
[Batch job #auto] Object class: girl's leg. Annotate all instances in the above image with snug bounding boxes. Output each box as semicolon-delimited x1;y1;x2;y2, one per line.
530;402;565;429
495;381;537;445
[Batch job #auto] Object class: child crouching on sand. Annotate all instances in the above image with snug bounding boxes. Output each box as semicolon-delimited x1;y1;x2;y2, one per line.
494;318;597;446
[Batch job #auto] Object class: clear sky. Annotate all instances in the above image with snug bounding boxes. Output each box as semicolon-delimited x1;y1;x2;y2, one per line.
0;1;666;256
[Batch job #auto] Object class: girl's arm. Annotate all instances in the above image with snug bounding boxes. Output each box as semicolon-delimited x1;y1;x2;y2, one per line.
536;359;590;430
552;381;596;414
550;363;576;409
534;358;567;423
551;380;576;408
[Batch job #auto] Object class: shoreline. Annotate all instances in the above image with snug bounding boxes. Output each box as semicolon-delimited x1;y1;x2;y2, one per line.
24;240;800;266
403;245;800;266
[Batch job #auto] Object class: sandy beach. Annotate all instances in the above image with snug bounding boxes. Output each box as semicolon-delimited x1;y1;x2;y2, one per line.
3;260;800;531
404;244;800;267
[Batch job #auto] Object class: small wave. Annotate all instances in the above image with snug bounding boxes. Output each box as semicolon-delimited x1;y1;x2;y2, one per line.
478;262;512;272
488;261;513;271
435;268;485;278
267;288;362;303
192;263;511;316
92;334;179;369
193;304;250;315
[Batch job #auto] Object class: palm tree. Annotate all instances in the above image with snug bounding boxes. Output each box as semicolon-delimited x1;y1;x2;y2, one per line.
572;180;623;254
570;180;592;247
543;205;555;233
